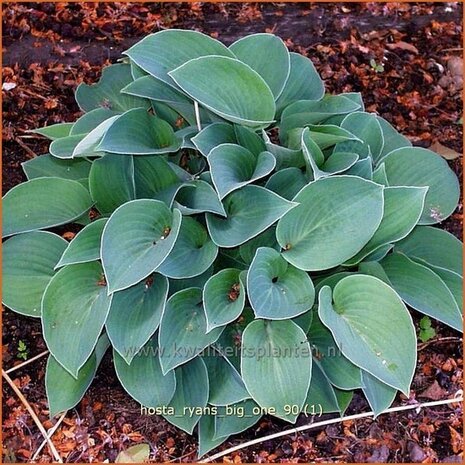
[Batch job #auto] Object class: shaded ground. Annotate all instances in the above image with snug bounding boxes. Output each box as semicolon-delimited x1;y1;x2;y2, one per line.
2;2;463;463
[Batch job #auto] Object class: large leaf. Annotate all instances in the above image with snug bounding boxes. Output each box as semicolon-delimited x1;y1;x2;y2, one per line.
335;112;384;160
306;362;342;415
174;180;226;217
214;399;261;439
265;167;307;200
2;231;67;317
49;134;86;159
198;414;227;458
168;266;213;296
22;154;91;182
304;124;361;150
46;334;109;417
75;63;149;112
89;155;135;215
32;122;73;140
203;268;246;332
276;176;384;271
71;108;121;135
164;356;209;433
203;351;250;406
308;314;363;390
318;275;416;394
169;56;276;127
101;199;182;293
239;227;279;265
56;218;107;267
432;268;463;312
241;319;312;422
124;29;234;76
208;144;275;199
382;147;460;224
114;337;176;407
98;108;181;155
361;370;397;417
380;253;462;332
280;95;361;141
42;262;112;377
156;217;218;279
192;123;237;156
106;274;168;363
247;247;315;319
229;33;290;99
262;130;304;169
345;186;428;265
206;186;296;248
394;226;462;275
3;177;93;238
377;116;411;158
158;288;223;374
276;52;325;114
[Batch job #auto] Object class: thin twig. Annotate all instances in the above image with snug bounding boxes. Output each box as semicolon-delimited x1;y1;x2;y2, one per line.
5;350;49;374
2;369;62;463
199;394;463;463
418;336;462;351
15;136;38;158
30;411;67;462
194;101;202;132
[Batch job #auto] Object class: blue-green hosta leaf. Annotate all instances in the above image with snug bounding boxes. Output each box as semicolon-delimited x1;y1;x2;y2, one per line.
22;154;91;182
206;186;296;248
46;334;109;417
394;226;462;275
345;186;428;265
101;199;182;293
431;268;462;312
2;231;67;317
32;122;73;140
106;274;168;363
314;272;355;294
3;177;93;238
42;262;112;377
318;275;417;394
158;288;223;374
229;33;290;99
241;319;312;422
75;64;149;112
168;266;214;297
56;218;107;267
265;167;307;201
380;253;462;332
192;123;237;156
308;315;363;390
382;147;460;224
174;180;226;217
198;414;227;458
344;157;373;179
175;125;198;149
214;399;261;439
372;162;389;185
71;108;122;135
133;156;179;199
321;152;359;174
157;217;218;279
49;134;86;159
89;155;135;215
361;370;397;417
248;247;315;319
304;124;361;150
306;362;342;415
203;351;250;406
280;95;361;142
262;130;304;169
122;75;191;104
164;356;209;434
208;144;275;199
239;227;279;264
114;337;176;407
98;108;181;155
276;176;384;271
334;112;384;160
169;56;276;127
276;52;325;114
125;29;234;76
358;261;391;284
203;269;246;332
234;125;267;155
130;61;147;80
72;115;121;158
293;310;314;334
376;116;411;159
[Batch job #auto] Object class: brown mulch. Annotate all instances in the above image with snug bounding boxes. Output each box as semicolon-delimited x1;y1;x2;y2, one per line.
2;2;463;463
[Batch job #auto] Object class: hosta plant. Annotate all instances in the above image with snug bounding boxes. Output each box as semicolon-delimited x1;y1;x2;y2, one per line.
3;30;463;457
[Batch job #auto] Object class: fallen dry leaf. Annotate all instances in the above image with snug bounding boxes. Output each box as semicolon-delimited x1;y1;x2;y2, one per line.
430;141;462;160
386;41;419;54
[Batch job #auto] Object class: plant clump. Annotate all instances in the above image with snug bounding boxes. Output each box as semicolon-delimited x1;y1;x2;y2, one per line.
2;30;462;457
